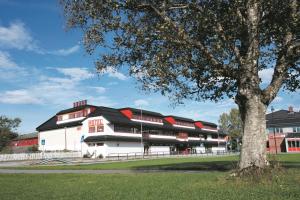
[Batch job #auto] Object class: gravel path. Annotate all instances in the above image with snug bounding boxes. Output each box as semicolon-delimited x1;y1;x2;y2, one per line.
0;169;207;174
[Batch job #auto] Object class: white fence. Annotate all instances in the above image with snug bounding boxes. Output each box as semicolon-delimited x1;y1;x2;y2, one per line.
0;152;82;162
106;150;236;161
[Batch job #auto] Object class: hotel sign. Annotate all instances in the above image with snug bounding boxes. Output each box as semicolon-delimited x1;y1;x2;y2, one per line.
88;119;104;133
88;119;103;126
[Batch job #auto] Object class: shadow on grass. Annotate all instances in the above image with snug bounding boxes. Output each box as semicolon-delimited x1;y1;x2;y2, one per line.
133;161;238;172
279;162;300;169
131;160;300;172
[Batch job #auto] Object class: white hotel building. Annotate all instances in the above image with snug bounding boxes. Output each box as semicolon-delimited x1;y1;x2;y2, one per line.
37;101;227;158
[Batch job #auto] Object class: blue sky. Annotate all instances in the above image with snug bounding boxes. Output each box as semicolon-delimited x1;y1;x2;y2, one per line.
0;0;299;134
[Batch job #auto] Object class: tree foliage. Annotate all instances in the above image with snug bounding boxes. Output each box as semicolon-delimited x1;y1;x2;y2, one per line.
61;0;299;104
0;116;21;151
61;0;299;169
219;108;242;139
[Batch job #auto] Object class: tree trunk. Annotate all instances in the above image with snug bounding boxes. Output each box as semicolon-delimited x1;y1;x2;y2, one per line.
237;94;269;170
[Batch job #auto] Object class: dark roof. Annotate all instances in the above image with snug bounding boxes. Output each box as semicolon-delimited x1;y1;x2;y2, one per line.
90;106;133;124
91;107;219;135
196;120;218;128
266;110;300;127
13;132;38;140
36;105;221;134
56;104;95;115
36;116;84;131
164;115;194;123
120;107;163;117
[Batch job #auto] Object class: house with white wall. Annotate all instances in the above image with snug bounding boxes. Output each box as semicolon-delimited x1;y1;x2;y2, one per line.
37;100;227;158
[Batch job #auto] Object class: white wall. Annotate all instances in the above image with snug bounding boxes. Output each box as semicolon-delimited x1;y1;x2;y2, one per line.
195;146;206;153
38;126;82;151
211;146;226;152
104;141;143;157
149;146;170;154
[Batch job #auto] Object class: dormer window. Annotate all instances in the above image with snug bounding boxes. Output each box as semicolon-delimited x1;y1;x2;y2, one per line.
69;113;76;119
68;111;84;119
132;114;163;123
57;115;63;121
176;121;194;128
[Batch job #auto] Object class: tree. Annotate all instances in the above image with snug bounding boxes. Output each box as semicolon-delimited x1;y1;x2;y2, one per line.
219;108;242;150
0;116;21;151
61;0;299;171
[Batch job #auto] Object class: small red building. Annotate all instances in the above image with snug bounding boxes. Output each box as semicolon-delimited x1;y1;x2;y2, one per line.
9;132;38;152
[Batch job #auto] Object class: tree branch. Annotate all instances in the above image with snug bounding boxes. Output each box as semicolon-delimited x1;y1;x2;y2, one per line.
137;3;236;78
262;34;298;104
262;0;298;104
216;22;243;66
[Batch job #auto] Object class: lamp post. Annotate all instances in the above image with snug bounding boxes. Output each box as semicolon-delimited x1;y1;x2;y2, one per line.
217;131;219;149
271;106;278;154
64;127;67;151
140;107;144;158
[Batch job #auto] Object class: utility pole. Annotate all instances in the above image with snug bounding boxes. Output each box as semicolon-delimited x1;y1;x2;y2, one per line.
140;107;143;158
64;127;67;151
217;131;219;148
271;106;278;154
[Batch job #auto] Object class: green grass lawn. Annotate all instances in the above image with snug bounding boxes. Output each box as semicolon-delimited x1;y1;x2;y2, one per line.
8;155;239;170
0;154;299;200
4;153;299;171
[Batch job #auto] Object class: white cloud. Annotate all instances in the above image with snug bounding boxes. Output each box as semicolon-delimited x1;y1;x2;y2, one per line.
99;66;128;81
0;51;18;68
0;21;39;51
0;51;28;80
49;45;80;56
89;86;106;94
134;99;149;107
0;89;41;104
107;81;119;86
259;68;274;84
0;65;115;106
0;21;80;56
55;67;94;81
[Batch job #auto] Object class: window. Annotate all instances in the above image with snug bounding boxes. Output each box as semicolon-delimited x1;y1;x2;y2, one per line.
75;111;83;118
88;143;95;147
88;119;104;133
57;115;63;121
97;125;104;132
293;127;300;133
69;113;76;119
89;126;95;133
203;125;217;130
274;128;283;133
176;121;194;127
96;143;104;146
267;128;273;133
132;114;163;123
